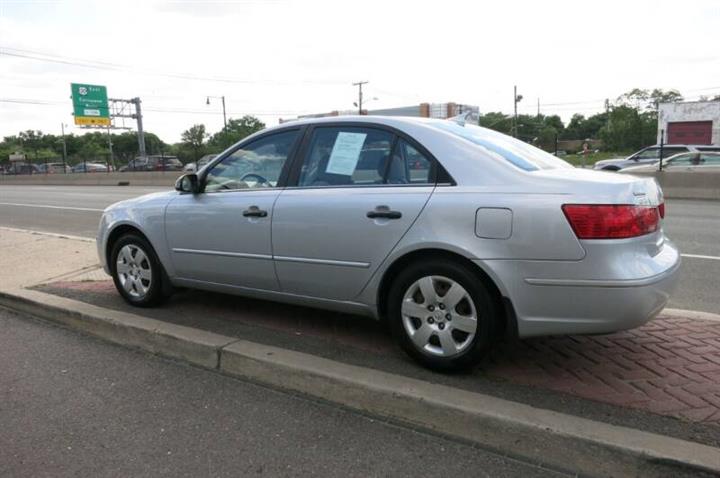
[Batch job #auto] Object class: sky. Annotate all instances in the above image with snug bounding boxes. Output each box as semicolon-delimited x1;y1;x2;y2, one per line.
1;0;719;143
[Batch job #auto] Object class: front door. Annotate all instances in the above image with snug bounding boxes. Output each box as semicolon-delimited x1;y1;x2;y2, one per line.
272;126;436;300
165;129;300;291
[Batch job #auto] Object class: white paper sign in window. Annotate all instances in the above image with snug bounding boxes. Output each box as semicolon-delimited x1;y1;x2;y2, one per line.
325;132;367;175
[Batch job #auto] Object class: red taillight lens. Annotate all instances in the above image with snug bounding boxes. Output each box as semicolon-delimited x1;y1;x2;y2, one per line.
562;204;660;239
658;202;665;219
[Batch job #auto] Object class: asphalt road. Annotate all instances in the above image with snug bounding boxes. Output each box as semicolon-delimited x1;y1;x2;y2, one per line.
0;308;562;477
0;185;718;314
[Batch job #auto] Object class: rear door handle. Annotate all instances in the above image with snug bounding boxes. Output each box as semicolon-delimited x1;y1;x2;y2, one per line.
367;207;402;220
243;206;268;218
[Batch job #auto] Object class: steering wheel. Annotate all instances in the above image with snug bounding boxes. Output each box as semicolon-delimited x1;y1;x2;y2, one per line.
240;173;270;187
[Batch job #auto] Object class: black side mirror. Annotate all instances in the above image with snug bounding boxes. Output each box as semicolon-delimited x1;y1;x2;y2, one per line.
175;173;200;194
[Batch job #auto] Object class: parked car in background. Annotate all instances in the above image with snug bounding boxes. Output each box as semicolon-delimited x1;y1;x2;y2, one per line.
4;163;41;175
97;116;679;371
120;155;183;172
593;144;720;171
36;162;72;174
183;154;218;172
620;152;720;174
72;162;110;173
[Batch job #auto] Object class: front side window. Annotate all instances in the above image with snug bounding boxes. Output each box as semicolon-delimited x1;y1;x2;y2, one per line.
298;127;394;187
666;153;695;166
634;148;660;160
204;130;299;192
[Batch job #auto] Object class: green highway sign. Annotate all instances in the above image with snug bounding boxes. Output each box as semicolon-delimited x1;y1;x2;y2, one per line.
71;83;111;126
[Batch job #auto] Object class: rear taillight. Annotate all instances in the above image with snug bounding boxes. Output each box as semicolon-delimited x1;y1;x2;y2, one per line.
658;202;665;219
562;204;660;239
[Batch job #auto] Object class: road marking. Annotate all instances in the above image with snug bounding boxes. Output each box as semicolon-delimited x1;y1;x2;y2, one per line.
0;202;104;212
681;253;720;261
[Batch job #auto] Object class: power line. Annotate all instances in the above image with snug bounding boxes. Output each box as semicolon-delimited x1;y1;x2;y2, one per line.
0;46;349;86
0;97;310;116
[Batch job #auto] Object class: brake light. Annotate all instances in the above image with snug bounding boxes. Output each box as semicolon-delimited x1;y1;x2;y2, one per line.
562;204;660;239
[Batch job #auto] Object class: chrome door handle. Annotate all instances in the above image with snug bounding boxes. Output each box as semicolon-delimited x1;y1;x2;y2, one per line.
243;206;268;218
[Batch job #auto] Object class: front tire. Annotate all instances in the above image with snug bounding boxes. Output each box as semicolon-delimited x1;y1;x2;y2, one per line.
110;234;168;307
387;259;498;372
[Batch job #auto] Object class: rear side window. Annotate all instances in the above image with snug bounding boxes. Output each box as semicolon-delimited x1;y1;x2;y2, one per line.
298;127;394;187
387;139;433;184
700;153;720;164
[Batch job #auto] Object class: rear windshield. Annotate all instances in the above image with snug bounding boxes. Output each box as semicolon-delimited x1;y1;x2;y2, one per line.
429;121;572;171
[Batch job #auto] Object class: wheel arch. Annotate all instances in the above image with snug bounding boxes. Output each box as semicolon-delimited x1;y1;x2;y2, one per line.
376;248;516;340
105;223;155;271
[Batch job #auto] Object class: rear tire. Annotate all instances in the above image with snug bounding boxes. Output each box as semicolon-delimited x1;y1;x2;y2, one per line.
110;233;169;307
387;259;498;372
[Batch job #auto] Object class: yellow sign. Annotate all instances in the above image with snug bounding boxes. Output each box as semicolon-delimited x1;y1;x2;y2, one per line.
74;116;112;126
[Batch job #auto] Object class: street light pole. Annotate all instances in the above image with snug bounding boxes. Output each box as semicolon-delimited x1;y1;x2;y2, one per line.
60;123;68;174
206;95;228;139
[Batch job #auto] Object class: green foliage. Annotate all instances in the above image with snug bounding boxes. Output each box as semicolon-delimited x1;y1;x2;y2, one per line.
598;105;655;151
478;112;512;135
561;112;608;140
207;115;266;150
179;124;209;162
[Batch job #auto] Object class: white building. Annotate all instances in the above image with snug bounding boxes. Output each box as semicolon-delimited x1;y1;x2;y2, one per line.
657;101;720;145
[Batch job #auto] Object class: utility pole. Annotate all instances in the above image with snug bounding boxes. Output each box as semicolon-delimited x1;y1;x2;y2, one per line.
106;125;114;172
353;81;368;115
537;98;540;117
513;85;523;137
132;97;146;159
60;123;68;174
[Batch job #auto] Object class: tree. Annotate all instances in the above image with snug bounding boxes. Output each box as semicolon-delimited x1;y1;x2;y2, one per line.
207;115;265;150
561;112;608;140
478;112;512;135
599;105;655;151
180;124;208;161
648;88;683;109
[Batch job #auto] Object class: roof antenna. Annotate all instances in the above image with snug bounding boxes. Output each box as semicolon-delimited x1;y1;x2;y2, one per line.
447;110;475;127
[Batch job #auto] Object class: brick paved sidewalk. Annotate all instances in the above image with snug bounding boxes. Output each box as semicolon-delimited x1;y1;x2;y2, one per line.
488;317;720;425
38;278;720;426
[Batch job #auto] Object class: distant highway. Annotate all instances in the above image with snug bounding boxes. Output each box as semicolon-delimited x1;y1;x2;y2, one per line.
1;185;718;314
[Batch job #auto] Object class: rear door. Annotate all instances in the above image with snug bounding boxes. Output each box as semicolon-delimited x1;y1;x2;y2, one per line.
271;124;437;300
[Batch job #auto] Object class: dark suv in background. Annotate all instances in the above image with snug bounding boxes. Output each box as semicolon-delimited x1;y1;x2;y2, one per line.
593;144;720;171
120;155;183;172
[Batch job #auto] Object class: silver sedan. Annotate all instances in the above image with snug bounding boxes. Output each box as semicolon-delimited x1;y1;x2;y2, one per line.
97;116;680;371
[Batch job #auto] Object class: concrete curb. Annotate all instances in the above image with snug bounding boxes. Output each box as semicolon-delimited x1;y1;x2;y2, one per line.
1;287;719;476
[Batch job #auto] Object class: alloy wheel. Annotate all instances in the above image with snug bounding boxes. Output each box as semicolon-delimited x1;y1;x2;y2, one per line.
400;275;478;357
116;244;153;299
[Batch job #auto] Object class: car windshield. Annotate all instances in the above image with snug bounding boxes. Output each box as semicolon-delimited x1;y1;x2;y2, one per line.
428;121;572;171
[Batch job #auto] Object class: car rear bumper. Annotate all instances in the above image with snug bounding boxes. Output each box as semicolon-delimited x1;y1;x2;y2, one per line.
478;238;681;338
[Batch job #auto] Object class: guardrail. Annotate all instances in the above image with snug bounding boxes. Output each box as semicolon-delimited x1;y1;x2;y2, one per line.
0;171;184;187
1;170;718;200
627;171;720;200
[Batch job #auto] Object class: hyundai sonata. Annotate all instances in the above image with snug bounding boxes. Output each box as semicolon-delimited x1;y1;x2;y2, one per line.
97;116;680;371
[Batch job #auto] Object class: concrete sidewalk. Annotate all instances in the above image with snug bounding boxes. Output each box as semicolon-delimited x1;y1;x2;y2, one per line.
0;227;98;290
2;226;720;475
